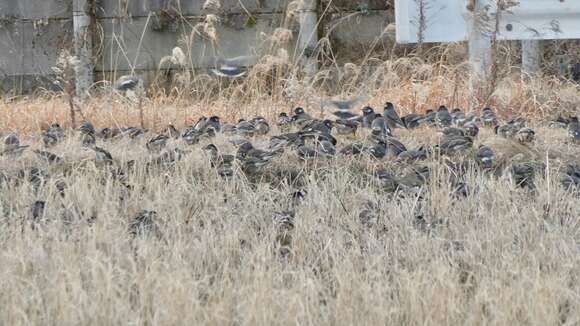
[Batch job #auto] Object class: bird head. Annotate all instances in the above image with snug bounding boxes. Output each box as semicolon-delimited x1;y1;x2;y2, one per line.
323;120;333;130
362;106;374;115
294;107;305;115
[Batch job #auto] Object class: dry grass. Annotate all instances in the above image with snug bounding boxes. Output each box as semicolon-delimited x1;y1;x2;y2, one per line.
0;100;579;325
1;51;580;325
1;61;579;134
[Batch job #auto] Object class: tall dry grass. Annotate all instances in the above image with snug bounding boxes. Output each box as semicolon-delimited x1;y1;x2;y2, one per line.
0;123;578;325
1;2;580;325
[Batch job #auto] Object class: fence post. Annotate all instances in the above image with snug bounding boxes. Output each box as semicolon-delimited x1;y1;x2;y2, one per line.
297;0;318;75
73;0;94;99
467;0;492;91
521;40;542;77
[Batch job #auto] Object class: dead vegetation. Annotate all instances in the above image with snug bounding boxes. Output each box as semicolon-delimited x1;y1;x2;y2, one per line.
1;1;580;325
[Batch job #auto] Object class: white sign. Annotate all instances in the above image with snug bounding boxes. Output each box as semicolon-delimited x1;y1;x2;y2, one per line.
395;0;580;44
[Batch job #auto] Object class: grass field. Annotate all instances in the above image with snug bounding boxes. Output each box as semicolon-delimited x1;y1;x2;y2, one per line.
1;60;580;325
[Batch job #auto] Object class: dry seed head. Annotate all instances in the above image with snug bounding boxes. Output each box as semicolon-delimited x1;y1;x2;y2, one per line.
271;28;293;45
205;14;220;25
202;14;219;41
172;47;187;67
174;71;191;88
344;63;358;73
257;49;290;71
276;48;290;63
286;0;303;19
202;0;221;12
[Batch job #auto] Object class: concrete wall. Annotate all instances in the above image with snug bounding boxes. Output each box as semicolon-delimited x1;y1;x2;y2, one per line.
0;0;395;94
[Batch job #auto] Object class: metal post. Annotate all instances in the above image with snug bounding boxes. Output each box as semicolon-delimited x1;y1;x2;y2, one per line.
521;40;542;77
466;0;492;89
73;0;94;99
297;0;318;75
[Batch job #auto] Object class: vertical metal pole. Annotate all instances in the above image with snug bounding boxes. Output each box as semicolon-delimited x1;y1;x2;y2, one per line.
297;0;318;75
521;40;542;77
73;0;94;99
466;0;492;90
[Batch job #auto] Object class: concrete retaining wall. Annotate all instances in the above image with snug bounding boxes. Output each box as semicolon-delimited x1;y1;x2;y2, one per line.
0;0;396;94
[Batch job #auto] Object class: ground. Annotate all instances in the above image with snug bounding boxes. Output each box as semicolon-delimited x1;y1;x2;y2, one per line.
0;90;579;325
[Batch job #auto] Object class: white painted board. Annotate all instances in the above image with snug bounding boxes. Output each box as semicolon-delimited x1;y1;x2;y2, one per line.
395;0;580;44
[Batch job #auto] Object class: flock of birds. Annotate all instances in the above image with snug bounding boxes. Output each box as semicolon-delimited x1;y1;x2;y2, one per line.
1;99;579;236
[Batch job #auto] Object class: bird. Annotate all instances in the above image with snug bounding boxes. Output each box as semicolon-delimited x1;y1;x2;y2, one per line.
549;116;569;129
2;133;28;156
435;105;453;128
420;109;436;126
568;117;580;143
402;113;423;129
452;108;467;126
129;210;158;237
205;116;221;133
384;137;408;157
464;123;480;138
332;110;360;121
43;123;65;147
296;143;318;160
319;95;367;111
93;146;114;166
561;163;580;191
318;139;336;156
292;107;313;127
511;161;544;189
370;115;392;139
31;200;46;222
209;55;256;78
383;102;406;130
235;119;257;137
149;148;187;167
365;140;387;159
146;134;170;152
4;133;21;151
182;127;201;145
495;123;519;139
251;117;270;135
81;133;96;148
163;124;181;139
237;142;279;161
375;169;399;193
334;120;358;136
441;127;466;138
481;107;498;127
33;150;63;164
79;121;95;135
43;132;59;147
358;201;380;227
115;75;141;91
475;145;495;169
361;106;376;128
339;141;366;156
439;135;473;155
98;128;115;140
397;145;429;163
202;144;235;178
277;112;292;131
516;127;535;144
202;144;235;168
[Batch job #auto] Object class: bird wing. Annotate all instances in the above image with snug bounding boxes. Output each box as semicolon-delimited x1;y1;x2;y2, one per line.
211;68;247;78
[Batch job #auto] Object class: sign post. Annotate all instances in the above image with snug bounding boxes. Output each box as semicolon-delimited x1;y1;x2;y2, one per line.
522;40;542;76
466;0;492;86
